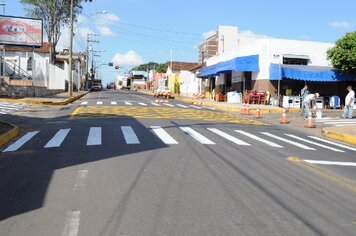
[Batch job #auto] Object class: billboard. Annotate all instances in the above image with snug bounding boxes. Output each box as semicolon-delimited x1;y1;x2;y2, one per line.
0;15;43;47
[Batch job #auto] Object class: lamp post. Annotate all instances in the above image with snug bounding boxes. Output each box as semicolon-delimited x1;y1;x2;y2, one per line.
68;0;74;96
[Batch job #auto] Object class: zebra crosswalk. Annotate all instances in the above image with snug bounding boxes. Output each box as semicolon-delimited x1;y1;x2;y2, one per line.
2;126;355;154
79;100;215;110
0;102;29;115
315;117;356;127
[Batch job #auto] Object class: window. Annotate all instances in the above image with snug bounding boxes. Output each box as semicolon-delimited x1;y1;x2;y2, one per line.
27;57;33;71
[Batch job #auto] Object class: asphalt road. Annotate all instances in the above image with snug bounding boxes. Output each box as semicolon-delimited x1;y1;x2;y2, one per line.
0;89;355;236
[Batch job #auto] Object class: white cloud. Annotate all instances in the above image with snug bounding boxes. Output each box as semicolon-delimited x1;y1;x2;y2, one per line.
329;21;352;29
202;30;216;39
96;13;120;26
112;50;144;66
97;26;114;36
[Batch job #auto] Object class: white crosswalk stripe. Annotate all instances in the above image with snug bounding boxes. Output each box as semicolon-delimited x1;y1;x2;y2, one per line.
151;126;178;144
45;128;71;148
163;103;175;107
235;130;283;148
308;136;356;152
3;131;39;152
125;102;133;106
87;127;101;146
284;134;344;152
0;102;29;115
138;102;147;106
189;105;202;109
81;101;88;105
180;127;215;144
121;126;140;144
261;132;316;150
111;101;117;105
315;117;356;127
151;103;160;106
176;104;189;108
96;101;103;105
208;128;250;145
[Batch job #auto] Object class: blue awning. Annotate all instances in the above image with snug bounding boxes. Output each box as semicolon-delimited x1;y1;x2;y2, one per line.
199;55;259;77
269;64;356;82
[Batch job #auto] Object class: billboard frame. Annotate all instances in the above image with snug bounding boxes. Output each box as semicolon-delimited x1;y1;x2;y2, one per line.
0;14;43;48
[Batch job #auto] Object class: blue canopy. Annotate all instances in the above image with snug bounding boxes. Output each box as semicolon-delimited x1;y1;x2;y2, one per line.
199;55;259;77
270;64;355;82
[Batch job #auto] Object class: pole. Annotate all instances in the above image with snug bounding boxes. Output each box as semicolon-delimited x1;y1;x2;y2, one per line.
85;34;89;90
278;55;281;106
68;0;74;96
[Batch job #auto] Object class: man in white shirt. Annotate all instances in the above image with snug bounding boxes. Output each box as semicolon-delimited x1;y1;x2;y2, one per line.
303;93;319;117
341;85;355;119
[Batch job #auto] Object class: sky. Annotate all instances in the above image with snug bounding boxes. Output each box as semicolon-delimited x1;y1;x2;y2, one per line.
4;0;356;85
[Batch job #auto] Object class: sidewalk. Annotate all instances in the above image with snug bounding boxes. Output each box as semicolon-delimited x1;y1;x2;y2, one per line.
0;90;355;148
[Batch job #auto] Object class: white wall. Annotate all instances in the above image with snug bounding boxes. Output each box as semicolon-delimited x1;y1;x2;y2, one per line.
218;25;238;55
179;70;199;96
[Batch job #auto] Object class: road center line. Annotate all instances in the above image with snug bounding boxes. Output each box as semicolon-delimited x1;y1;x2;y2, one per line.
61;210;81;236
3;131;39;152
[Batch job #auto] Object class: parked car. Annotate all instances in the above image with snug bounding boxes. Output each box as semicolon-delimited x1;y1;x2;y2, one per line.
90;83;102;92
154;86;172;98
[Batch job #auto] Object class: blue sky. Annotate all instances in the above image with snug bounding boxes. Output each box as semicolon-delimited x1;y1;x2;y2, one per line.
5;0;356;85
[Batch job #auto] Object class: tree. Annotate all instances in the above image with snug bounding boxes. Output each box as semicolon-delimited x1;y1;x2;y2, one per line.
21;0;89;64
327;31;356;73
131;62;168;73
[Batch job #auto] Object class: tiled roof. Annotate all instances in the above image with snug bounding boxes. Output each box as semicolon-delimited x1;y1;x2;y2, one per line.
167;61;199;71
3;42;50;53
189;63;204;71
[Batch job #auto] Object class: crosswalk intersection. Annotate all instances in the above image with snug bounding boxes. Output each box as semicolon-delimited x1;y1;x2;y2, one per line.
0;102;29;115
2;125;356;154
315;117;356;127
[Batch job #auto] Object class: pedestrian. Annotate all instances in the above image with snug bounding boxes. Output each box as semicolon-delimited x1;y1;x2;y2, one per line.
341;85;355;119
303;93;319;118
300;85;309;116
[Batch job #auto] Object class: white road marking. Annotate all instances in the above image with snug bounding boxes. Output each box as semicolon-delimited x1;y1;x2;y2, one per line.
180;127;215;144
44;128;71;148
203;106;216;110
163;103;175;107
151;126;178;144
176;104;189;108
189;105;202;109
261;132;316;150
121;126;140;144
125;102;132;106
96;101;103;105
80;101;88;105
308;136;356;152
208;128;250;145
304;160;356;167
151;103;160;106
111;101;117;105
87;127;101;146
0;106;19;110
235;130;283;148
284;134;344;152
3;131;39;152
0;111;7;114
138;102;147;106
61;210;81;236
73;170;88;190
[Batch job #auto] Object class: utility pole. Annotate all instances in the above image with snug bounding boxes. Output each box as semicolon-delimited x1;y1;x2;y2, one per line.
85;33;99;90
68;0;74;96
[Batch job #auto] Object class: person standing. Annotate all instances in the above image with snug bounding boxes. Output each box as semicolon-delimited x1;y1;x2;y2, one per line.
300;85;309;115
341;85;355;119
303;93;319;118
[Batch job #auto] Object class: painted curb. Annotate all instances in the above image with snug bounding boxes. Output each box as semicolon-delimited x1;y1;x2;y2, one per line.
322;128;356;145
0;122;19;148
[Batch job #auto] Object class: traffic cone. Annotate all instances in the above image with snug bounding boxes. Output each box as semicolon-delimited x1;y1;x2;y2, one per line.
254;106;262;119
280;109;289;124
305;112;316;128
241;103;246;115
246;103;250;115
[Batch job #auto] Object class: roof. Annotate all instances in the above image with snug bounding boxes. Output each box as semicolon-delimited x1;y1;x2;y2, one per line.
189;63;204;71
167;61;200;71
3;42;50;53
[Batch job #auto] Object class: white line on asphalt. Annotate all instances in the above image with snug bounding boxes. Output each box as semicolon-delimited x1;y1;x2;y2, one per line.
203;106;216;110
111;101;117;105
176;104;189;108
0;111;7;114
261;132;316;150
61;210;81;236
125;102;132;106
151;103;160;106
121;126;140;144
0;103;26;108
284;134;344;152
304;160;356;167
87;127;102;146
97;101;103;105
138;102;147;106
2;131;39;152
0;106;19;110
208;128;250;145
151;126;178;144
163;103;175;107
308;136;356;152
235;130;283;148
189;105;202;109
73;170;88;190
44;128;71;148
324;121;356;125
180;127;215;144
80;101;88;105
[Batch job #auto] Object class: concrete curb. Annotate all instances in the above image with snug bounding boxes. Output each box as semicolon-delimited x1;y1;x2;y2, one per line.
0;92;88;105
322;128;356;145
0;122;19;148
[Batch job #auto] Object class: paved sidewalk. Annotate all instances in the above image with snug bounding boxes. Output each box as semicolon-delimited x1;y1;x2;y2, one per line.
1;90;355;148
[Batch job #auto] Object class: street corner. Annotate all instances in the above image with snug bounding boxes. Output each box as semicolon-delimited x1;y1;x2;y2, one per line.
322;126;356;145
0;121;20;148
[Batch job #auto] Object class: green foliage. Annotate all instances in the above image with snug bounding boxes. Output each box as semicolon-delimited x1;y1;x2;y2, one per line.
327;31;356;73
131;62;167;73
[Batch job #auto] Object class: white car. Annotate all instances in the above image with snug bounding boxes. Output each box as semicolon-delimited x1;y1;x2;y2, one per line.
154;86;172;98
